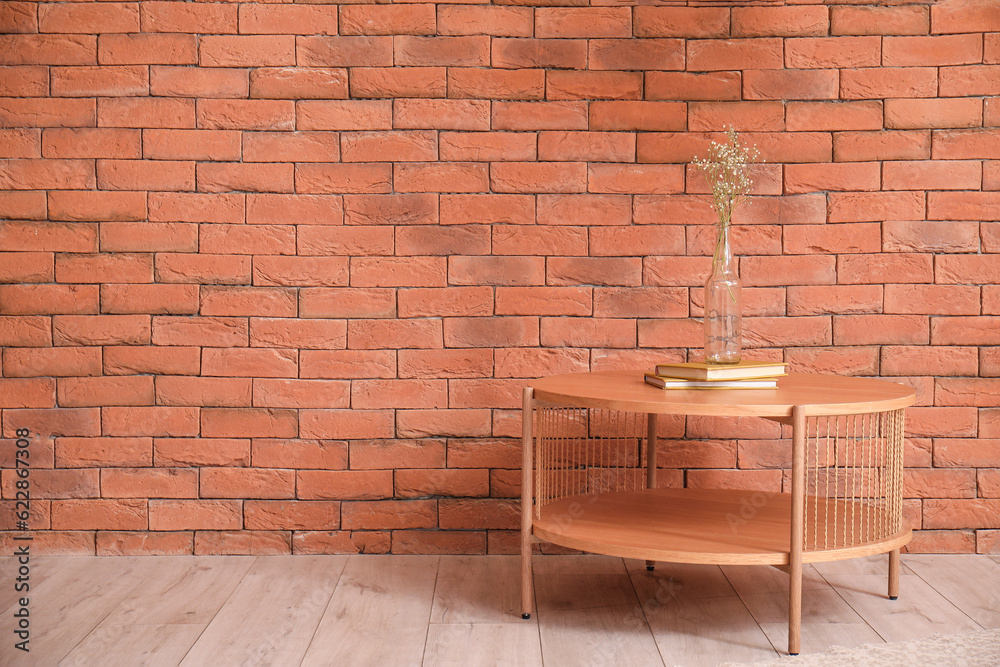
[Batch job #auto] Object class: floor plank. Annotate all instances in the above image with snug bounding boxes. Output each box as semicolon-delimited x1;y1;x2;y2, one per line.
59;624;204;667
539;604;664;667
821;573;982;642
903;554;1000;629
181;555;346;666
103;555;255;625
424;623;543;667
300;555;439;667
431;555;522;624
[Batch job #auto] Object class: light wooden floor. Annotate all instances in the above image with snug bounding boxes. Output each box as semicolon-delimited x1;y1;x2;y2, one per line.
1;553;999;666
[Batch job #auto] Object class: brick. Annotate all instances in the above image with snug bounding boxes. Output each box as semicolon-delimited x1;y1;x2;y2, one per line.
350;256;445;287
546;70;643;101
1;158;95;190
97;159;193;191
937;255;1000;284
2;407;100;438
931;0;1000;34
154;438;248;467
449;68;544;100
141;2;237;34
149;499;241;531
547;256;642;286
645;71;741;102
348;318;442;350
392;531;486;555
199;35;294;67
0;378;55;409
299;288;394;319
0;98;95;129
885;284;980;315
491;162;586;194
297;470;393;501
448;256;544;287
0;2;37;33
102;468;198;499
491;101;587;131
441;195;534;227
536;193;630;226
397;286;492;318
250;67;346;100
933;317;1000;345
194;531;290;556
535;7;629;38
886;35;983;67
342;131;436;163
202;348;297;378
394;99;489;131
99;33;196;65
887;98;983;130
44;128;140;159
103;406;198;438
0;64;44;96
835;130;930;163
884;160;981;191
295;164;392;196
48;191;145;223
438;6;532;37
155;376;251;408
0;283;98;317
155;254;251;285
495;287;591;316
439;498;517;530
299;409;395;439
103;346;199;377
0;252;53;283
238;4;337;35
0;34;96;65
448;378;524;410
494;348;589;379
292;531;389;555
197;99;294;131
929;192;1000;221
540;317;635;348
590;38;683;71
834;314;928;345
200;224;296;255
831;6;929;36
787;101;882;132
351;67;446;99
342;500;436;530
492;38;587;70
39;2;138;33
538;132;634;162
784;346;879;376
688;39;783;72
201;407;297;438
830;191;926;223
51;65;147;97
56;253;152;284
787;36;881;69
0;316;52;348
58;376;153;408
96;531;192;556
150;66;248;99
393;163;489;194
296;36;392;68
254;378;349;410
53;314;150;346
634;7;729;39
339;5;435;36
787;285;882;316
743;69;838;102
937;378;1000;408
199;286;295;318
740;255;836;287
733;6;828;37
396;35;488;67
783;223;880;254
439;132;536;162
201;468;294;500
398;410;492;439
935;129;1000;160
398;349;493;379
251;439;346;470
941;65;1000;97
52;499;146;531
905;530;975;553
924;499;1000;530
443;317;538;348
840;67;938;100
197;162;294;194
784;162;880;193
0;191;46;220
350;439;443;470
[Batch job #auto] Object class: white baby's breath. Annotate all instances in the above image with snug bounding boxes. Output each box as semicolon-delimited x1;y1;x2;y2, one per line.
693;127;761;236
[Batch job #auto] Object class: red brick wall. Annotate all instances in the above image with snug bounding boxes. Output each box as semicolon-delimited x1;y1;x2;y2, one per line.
1;0;999;555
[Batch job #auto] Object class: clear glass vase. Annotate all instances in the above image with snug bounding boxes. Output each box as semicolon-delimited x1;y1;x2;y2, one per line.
704;225;742;364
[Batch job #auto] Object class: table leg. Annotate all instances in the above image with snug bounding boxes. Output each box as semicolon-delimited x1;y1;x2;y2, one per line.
520;387;535;620
645;413;658;571
888;548;900;600
788;406;806;655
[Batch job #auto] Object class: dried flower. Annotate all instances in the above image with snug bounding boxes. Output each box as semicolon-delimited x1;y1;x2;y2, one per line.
693;127;761;232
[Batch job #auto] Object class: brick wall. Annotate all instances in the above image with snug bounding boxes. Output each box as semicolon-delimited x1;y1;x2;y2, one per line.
1;0;999;556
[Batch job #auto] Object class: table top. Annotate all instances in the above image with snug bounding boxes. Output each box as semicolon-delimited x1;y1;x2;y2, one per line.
529;370;916;418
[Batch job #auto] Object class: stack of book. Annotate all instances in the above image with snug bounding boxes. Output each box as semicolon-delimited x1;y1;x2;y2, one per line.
644;360;788;390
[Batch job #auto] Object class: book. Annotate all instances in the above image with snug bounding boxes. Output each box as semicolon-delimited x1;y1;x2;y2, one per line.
653;360;788;381
644;373;778;390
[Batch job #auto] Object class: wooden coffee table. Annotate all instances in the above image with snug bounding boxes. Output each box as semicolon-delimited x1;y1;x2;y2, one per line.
519;371;916;655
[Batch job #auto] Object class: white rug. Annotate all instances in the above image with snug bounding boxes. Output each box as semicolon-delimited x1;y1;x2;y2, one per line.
727;628;1000;666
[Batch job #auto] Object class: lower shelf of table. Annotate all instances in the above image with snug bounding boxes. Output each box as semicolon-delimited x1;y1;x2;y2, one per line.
531;488;911;566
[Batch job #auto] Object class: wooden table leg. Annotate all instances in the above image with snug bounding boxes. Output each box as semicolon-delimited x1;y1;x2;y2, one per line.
645;413;658;571
520;387;535;619
788;406;806;655
888;548;900;600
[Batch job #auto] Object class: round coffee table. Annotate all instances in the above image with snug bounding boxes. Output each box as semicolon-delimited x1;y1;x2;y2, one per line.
519;371;915;655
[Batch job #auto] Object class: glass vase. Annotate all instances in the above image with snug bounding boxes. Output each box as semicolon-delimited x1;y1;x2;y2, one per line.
704;225;742;364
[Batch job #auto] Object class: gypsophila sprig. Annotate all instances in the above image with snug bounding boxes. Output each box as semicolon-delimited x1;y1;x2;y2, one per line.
693;127;761;231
